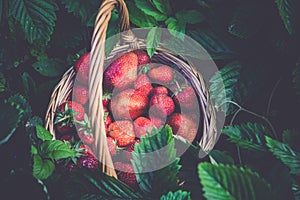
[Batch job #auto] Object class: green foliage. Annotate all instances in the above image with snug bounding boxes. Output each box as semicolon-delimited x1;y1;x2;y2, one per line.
275;0;298;34
222;123;273;151
160;190;191;200
10;0;58;43
198;163;275;200
209;61;254;115
7;93;32;122
126;1;157;27
266;136;300;176
292;183;300;200
132;126;181;197
32;58;67;77
39;140;76;160
63;168;142;199
165;17;185;40
146;27;161;58
134;0;167;21
33;154;55;180
282;129;300;152
36;125;53;141
152;0;172;16
209;150;234;165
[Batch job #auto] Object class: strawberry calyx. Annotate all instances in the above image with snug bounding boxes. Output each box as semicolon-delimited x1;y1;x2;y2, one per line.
54;103;79;127
138;64;152;75
171;80;188;97
75;114;93;137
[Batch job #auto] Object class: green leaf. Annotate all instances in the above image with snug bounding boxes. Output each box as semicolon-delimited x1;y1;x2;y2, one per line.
209;61;255;115
222;123;273;151
198;163;275;200
176;10;205;25
275;0;298;34
132;126;181;197
7;93;32;122
10;0;58;43
292;183;300;200
165;17;185;41
63;168;142;199
188;29;236;60
151;0;172;15
160;190;191;200
33;154;55;180
31;145;38;154
146;27;161;58
266;136;300;176
127;1;157;27
134;0;167;21
282;129;300;152
32;58;67;77
228;4;262;39
209;150;234;165
40;140;76;160
61;0;100;25
36;125;53;141
0;101;23;145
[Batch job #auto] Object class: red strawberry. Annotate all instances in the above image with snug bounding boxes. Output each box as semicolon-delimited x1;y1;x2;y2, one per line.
107;136;117;156
166;113;198;143
110;89;148;120
104;112;112;134
78;131;95;145
55;101;85;134
149;94;175;118
149;115;164;128
79;144;94;156
77;114;95;145
104;52;138;90
148;65;173;84
133;50;150;66
173;86;198;110
77;153;99;170
102;92;112;107
60;134;74;143
124;139;140;161
134;117;155;138
74;52;90;85
108;120;135;147
150;86;168;96
73;85;89;105
114;162;137;188
134;74;153;96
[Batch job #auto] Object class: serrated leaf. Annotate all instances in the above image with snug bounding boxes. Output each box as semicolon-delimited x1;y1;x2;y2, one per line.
32;58;67;77
160;190;191;200
146;27;161;58
134;0;167;21
209;150;234;165
132;126;181;197
151;0;172;15
176;10;205;25
36;125;53;141
198;163;275;200
7;93;32;122
33;154;55;180
40;140;76;160
188;29;236;60
61;0;100;25
222;122;273;151
209;61;255;115
0;101;23;145
127;1;157;27
266;136;300;176
275;0;298;34
165;17;185;41
10;0;58;43
228;4;262;39
63;168;142;199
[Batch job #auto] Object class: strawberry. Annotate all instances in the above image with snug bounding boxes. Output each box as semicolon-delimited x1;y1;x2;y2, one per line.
74;52;90;85
55;101;85;134
107;136;117;156
104;112;112;134
149;115;164;128
123;139;140;161
134;74;153;96
60;134;74;144
73;84;89;105
108;120;135;147
134;117;155;138
79;144;94;156
166;113;198;143
133;50;150;66
148;65;173;84
110;89;148;120
77;153;99;170
173;86;198;110
149;94;175;118
150;86;168;96
114;162;138;188
102;92;112;107
103;52;138;90
76;114;95;145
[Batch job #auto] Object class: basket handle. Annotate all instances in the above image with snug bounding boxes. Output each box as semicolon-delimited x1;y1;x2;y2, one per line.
89;0;135;178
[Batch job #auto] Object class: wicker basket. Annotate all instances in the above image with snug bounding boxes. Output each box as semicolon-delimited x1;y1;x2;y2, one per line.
44;0;217;178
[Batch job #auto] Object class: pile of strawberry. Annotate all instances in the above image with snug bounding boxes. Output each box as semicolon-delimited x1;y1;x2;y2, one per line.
54;50;199;188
